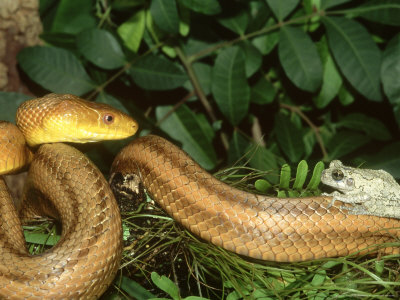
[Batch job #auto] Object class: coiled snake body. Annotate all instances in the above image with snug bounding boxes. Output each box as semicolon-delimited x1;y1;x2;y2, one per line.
1;94;399;298
0;94;137;299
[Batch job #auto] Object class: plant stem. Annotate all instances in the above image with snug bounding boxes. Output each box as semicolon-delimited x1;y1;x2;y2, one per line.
154;91;194;127
175;46;229;150
280;103;328;159
87;42;163;100
188;11;324;63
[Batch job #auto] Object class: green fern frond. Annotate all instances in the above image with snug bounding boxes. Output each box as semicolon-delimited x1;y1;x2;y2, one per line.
254;160;325;197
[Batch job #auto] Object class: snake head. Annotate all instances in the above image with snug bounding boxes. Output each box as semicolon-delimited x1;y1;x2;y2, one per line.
16;94;138;146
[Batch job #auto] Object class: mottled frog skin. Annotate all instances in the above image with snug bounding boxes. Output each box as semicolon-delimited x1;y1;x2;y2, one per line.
321;160;400;219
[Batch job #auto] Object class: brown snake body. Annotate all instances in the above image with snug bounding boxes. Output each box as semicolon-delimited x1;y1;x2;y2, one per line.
1;94;400;298
0;144;122;299
111;135;400;262
0;94;136;299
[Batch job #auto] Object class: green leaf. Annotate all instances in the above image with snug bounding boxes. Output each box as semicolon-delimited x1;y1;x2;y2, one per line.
197;114;215;142
0;92;31;123
239;42;262;77
76;29;126;69
293;160;308;190
357;0;400;26
322;260;342;269
51;0;96;34
322;16;382;101
112;0;146;10
179;2;190;36
247;1;271;32
277;190;287;198
96;93;129;115
326;131;371;160
303;129;316;158
145;8;163;44
288;190;300;197
278;26;322;92
228;130;248;164
247;145;280;184
306;161;324;190
338;85;354;105
151;272;180;300
311;270;327;286
18;46;95;95
40;32;76;51
117;9;146;53
337;113;391;141
266;0;300;20
361;142;400;178
40;0;56;16
183;62;212;95
118;276;155;299
129;54;187;90
394;104;400;129
251;77;276;105
179;0;221;15
279;164;291;189
274;114;305;163
251;19;279;55
321;0;351;10
254;179;272;193
219;10;248;35
161;45;177;58
212;46;250;125
24;231;59;246
252;32;279;56
381;34;400;104
314;52;342;108
375;260;385;275
183;38;214;57
156;105;217;170
150;0;179;35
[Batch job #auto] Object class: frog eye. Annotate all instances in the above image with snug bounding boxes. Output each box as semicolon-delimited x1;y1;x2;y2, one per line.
332;169;344;181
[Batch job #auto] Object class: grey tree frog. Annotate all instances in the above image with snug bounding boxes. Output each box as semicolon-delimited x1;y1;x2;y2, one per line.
321;160;400;219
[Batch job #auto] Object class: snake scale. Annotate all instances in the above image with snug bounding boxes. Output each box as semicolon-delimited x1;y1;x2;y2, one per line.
1;94;399;299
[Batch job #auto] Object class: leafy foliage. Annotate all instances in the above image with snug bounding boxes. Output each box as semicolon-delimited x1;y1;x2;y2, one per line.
3;0;400;298
3;0;398;175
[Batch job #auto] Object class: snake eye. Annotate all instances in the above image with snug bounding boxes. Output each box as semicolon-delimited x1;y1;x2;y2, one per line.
103;114;114;124
332;169;344;181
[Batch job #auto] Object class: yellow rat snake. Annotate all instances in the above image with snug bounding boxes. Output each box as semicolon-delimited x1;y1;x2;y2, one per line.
0;94;399;299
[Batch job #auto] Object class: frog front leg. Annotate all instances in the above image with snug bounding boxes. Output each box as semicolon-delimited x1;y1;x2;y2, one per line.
324;191;371;208
342;203;375;216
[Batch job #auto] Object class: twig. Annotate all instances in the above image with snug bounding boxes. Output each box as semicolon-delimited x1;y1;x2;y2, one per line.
154;91;195;127
175;46;229;150
188;11;324;63
87;42;163;100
